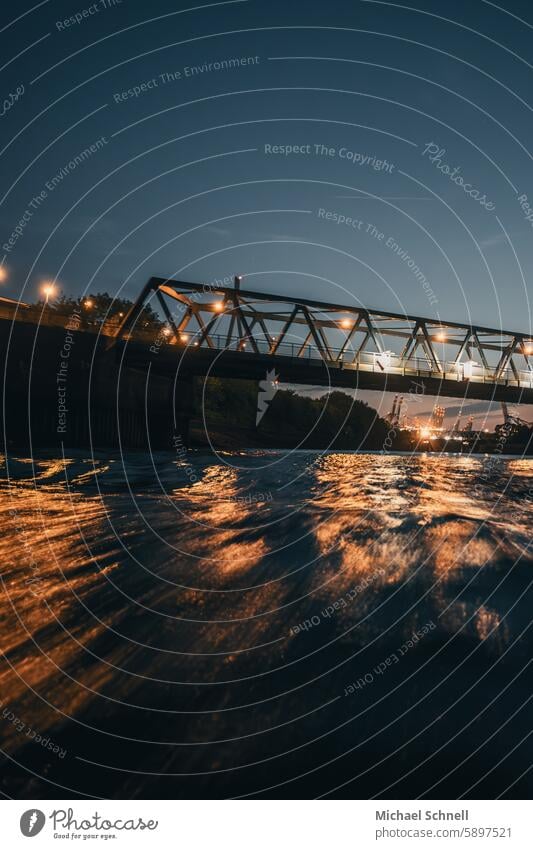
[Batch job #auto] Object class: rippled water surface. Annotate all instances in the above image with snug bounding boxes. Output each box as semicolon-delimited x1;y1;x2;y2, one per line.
1;450;532;799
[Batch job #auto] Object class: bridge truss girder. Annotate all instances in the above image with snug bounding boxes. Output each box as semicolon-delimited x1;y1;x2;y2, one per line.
114;277;533;385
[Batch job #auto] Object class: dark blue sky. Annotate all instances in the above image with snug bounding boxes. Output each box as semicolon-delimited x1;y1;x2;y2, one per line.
2;0;533;425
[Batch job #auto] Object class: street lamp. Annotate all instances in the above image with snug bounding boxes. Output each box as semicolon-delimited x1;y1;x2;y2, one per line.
41;282;56;303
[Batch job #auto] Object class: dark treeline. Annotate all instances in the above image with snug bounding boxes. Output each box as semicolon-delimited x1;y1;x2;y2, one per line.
42;291;160;334
195;378;400;450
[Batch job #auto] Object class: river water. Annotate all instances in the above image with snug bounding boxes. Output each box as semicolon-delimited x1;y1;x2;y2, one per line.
0;450;532;799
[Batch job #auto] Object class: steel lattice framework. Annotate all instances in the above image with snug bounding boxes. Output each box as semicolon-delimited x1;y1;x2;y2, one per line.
115;277;533;393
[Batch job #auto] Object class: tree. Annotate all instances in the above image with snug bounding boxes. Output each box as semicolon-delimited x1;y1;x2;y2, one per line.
37;291;162;336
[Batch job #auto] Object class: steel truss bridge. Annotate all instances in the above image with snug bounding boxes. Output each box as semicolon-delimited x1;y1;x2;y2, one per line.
114;277;533;404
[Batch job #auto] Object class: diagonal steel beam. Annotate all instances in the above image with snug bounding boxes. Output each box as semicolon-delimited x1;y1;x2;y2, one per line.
271;306;299;354
301;306;329;360
336;314;364;362
156;290;180;341
495;337;519;378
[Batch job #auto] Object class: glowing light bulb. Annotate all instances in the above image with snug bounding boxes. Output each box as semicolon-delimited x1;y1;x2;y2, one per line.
41;282;56;300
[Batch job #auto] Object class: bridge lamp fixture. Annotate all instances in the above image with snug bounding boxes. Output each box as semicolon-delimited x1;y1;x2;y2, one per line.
162;327;171;337
213;301;224;312
435;331;447;342
180;333;189;342
84;299;94;309
524;342;533;355
340;318;352;329
0;266;7;283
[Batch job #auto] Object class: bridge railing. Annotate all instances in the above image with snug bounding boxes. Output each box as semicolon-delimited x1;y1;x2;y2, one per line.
175;333;533;389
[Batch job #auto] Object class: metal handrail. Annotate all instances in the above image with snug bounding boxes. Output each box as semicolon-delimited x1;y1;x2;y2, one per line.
174;333;533;388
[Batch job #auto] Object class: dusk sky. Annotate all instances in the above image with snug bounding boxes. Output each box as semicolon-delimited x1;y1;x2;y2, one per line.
2;0;533;426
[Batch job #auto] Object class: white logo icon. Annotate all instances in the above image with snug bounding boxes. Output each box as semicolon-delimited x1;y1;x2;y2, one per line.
256;369;279;425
